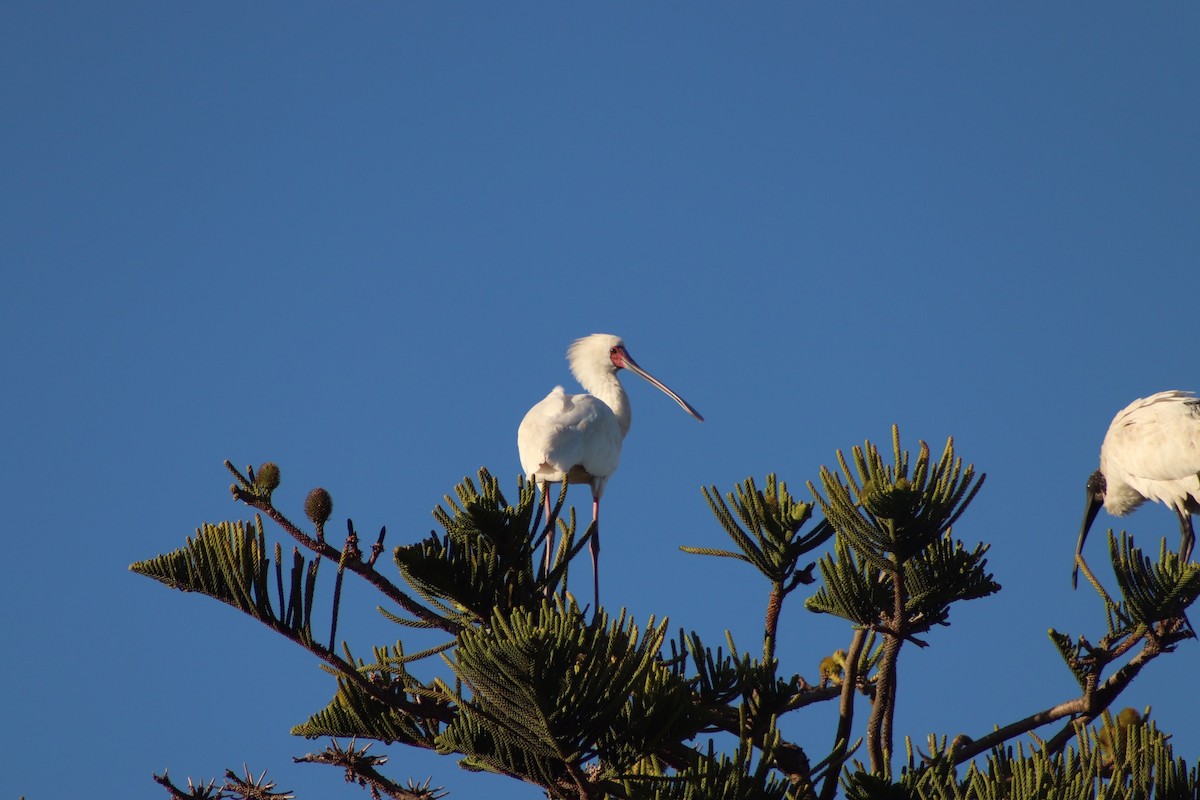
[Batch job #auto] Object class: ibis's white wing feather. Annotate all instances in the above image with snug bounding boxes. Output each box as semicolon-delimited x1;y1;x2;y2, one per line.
1102;391;1200;511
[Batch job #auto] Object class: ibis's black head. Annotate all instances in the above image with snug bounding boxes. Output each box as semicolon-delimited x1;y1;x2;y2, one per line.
1073;470;1107;589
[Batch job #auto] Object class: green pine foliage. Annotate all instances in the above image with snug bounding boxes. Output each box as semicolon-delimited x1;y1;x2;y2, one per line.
292;668;438;747
806;534;890;628
689;475;833;589
132;429;1200;800
437;602;705;792
1109;532;1200;628
292;641;448;747
621;734;797;800
842;712;1198;800
130;517;322;646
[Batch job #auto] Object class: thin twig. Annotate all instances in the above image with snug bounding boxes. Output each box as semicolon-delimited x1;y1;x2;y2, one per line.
369;525;387;567
230;481;457;634
819;627;868;800
329;520;357;653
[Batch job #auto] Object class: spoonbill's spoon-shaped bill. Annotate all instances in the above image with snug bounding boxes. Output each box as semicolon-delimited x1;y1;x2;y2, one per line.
616;349;703;423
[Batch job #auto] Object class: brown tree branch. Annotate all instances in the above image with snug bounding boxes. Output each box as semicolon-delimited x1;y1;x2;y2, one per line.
226;469;457;634
818;626;869;800
953;618;1189;763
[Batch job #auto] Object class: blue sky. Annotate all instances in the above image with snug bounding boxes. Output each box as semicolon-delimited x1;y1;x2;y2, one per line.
3;4;1199;798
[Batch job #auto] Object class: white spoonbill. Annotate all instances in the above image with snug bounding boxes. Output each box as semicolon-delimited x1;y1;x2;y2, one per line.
1073;390;1200;589
518;333;703;608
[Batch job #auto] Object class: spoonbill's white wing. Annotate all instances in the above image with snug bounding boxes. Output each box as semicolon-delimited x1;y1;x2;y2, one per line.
517;386;624;487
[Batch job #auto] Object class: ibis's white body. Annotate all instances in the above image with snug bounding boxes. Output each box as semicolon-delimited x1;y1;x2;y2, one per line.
1099;391;1200;519
1074;390;1200;588
517;333;702;607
